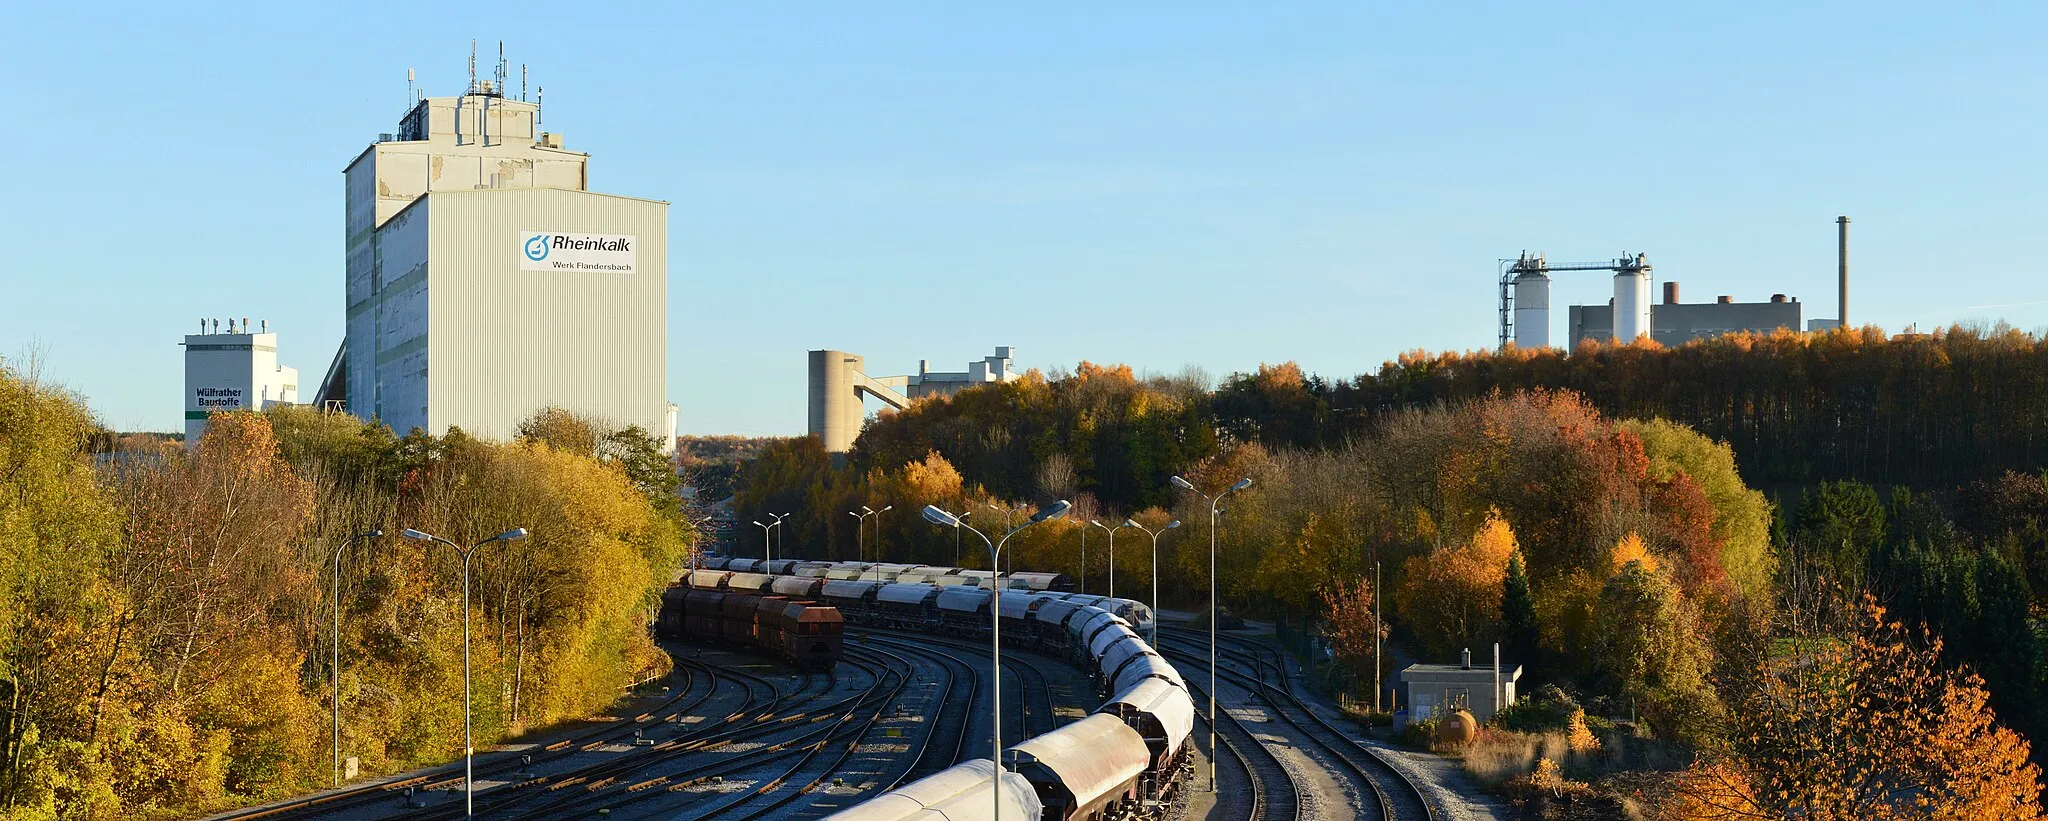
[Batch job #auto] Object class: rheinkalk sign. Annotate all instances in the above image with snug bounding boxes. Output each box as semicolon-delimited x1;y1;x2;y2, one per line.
519;231;637;274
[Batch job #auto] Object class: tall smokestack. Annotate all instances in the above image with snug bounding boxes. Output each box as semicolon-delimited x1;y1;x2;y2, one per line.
1663;281;1680;305
1837;216;1850;328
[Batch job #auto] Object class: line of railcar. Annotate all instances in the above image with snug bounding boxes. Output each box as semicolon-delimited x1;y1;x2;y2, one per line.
696;556;1155;633
654;585;844;673
682;556;1194;821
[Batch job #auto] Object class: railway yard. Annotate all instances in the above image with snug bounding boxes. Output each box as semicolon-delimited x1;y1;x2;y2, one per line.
211;559;1484;821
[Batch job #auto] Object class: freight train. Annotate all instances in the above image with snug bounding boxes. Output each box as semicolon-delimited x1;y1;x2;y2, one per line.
677;556;1194;821
654;586;844;673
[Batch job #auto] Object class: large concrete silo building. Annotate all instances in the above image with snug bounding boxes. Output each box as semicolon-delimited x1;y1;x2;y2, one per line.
316;67;673;447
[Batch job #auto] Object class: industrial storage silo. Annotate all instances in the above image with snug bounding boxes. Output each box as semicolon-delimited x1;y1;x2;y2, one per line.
1512;270;1551;348
1612;259;1653;343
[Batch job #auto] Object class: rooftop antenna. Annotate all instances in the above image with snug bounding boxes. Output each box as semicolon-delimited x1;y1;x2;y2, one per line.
497;42;507;95
468;39;477;94
407;67;415;107
536;86;543;124
521;64;527;102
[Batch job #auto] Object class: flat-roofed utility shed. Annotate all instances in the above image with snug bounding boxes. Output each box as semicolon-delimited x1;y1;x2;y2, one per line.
1399;648;1522;726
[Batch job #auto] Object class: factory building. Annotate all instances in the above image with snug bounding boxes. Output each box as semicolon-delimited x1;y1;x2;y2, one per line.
1506;219;1852;350
184;318;297;449
1568;282;1803;347
809;347;1022;460
315;62;673;448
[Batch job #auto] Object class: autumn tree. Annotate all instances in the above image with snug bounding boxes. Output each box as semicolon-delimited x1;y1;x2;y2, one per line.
1395;511;1518;660
1322;575;1385;686
1664;597;2044;820
1591;560;1723;743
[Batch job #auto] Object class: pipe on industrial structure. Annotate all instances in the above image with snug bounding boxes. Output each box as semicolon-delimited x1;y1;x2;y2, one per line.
1837;216;1850;328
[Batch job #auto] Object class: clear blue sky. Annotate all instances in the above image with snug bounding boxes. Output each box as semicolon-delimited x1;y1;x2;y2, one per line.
4;2;2044;436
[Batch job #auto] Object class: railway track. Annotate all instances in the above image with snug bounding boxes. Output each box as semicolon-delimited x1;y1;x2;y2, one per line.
478;645;910;820
209;655;723;820
1160;628;1439;821
1179;662;1302;821
861;630;1068;740
216;640;923;821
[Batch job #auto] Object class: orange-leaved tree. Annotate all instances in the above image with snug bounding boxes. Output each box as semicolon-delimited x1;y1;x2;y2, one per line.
1322;573;1385;684
1662;596;2044;820
1395;509;1518;660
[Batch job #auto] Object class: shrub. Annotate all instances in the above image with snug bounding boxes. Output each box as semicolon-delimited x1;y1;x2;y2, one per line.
1399;717;1439;750
1493;684;1580;733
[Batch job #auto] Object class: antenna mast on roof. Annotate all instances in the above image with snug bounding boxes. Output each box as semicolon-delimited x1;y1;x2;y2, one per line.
468;39;477;94
521;64;528;101
536;86;543;124
407;67;414;108
496;41;507;94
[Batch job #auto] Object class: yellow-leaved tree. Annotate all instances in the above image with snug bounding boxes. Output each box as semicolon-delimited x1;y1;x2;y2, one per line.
1395;510;1518;660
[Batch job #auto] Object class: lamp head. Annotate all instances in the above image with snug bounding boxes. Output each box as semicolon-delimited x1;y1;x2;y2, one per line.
401;528;433;542
1032;500;1072;522
1231;477;1254;492
862;505;873;514
366;529;385;539
1166;520;1182;530
496;527;529;542
922;505;960;527
1170;475;1196;491
1124;519;1138;528
848;511;861;519
880;505;894;513
752;520;764;527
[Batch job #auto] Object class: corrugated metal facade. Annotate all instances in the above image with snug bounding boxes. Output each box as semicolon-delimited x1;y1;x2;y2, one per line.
340;92;666;441
422;187;667;441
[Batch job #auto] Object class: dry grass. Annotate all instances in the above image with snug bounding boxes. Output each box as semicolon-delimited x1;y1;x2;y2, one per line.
1460;727;1599;787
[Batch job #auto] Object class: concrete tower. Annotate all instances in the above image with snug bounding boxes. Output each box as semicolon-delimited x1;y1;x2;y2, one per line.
808;350;868;458
806;347;1021;462
1512;271;1550;348
1612;258;1654;343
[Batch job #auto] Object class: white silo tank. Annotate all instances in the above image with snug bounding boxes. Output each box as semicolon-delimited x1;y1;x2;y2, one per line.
1512;271;1550;348
1612;268;1653;342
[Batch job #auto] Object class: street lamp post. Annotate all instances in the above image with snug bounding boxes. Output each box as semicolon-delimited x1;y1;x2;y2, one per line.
982;503;1015;573
954;510;972;566
850;507;873;562
1169;474;1252;792
920;500;1070;821
1076;524;1087;595
767;512;790;561
685;514;714;572
1088;520;1129;599
1124;519;1179;646
751;520;774;561
329;529;382;787
402;526;530;818
872;504;893;562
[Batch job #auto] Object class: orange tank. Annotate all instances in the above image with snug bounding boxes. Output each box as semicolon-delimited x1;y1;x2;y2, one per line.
1435;709;1479;747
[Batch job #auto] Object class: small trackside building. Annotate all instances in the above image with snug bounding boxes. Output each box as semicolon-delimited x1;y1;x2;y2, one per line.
1399;648;1523;726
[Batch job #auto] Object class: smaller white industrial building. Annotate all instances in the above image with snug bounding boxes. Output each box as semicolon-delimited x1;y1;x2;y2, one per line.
184;318;298;449
1398;648;1522;727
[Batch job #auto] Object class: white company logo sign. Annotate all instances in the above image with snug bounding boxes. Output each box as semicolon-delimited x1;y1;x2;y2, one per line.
519;231;637;274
